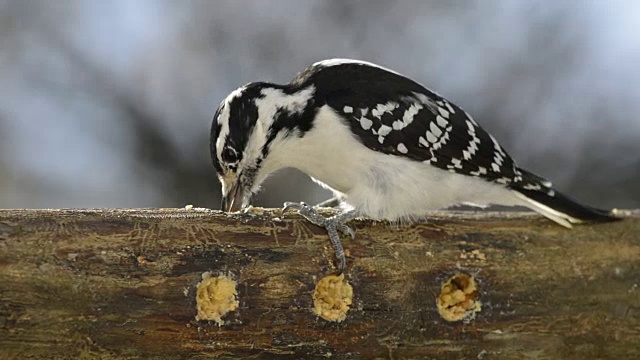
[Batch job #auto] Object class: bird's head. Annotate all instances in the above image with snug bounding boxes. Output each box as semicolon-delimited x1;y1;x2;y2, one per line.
210;81;317;212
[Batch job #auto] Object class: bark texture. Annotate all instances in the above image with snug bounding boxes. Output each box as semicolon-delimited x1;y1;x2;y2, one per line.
0;208;639;359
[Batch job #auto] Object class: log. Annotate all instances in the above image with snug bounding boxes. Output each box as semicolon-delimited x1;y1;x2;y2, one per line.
0;208;638;359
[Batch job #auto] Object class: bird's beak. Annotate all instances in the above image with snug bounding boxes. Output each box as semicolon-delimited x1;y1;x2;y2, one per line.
221;179;246;212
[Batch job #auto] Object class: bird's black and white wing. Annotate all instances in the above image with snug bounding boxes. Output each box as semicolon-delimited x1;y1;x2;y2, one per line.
292;60;617;226
296;61;526;185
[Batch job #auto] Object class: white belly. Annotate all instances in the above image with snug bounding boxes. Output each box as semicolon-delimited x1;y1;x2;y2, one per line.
264;106;523;221
332;153;521;221
271;106;522;222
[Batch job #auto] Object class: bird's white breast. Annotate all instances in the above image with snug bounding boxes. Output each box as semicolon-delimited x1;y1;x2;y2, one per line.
264;106;521;222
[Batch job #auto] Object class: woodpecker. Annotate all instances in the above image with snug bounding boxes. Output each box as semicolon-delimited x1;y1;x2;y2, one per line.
210;58;619;271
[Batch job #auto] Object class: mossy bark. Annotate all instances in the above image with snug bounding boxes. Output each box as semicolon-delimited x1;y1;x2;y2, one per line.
1;209;639;359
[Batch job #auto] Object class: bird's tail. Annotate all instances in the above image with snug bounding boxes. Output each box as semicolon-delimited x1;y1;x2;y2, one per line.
509;168;621;228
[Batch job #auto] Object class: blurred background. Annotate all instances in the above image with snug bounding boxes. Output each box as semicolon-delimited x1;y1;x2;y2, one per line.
0;0;638;210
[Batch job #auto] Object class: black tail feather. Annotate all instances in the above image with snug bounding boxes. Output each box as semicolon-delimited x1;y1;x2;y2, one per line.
513;187;621;223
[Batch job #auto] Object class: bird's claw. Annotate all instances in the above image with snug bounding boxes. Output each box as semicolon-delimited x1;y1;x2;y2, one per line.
282;201;356;272
340;224;356;239
282;201;304;213
283;202;327;225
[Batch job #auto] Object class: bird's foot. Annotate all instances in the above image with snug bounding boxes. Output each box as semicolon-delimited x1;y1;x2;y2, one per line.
283;202;356;272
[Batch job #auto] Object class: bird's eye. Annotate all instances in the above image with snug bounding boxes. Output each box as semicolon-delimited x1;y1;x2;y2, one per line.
221;147;239;164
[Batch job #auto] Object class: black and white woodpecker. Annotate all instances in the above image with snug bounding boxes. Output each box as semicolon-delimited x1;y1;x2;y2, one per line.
210;59;619;271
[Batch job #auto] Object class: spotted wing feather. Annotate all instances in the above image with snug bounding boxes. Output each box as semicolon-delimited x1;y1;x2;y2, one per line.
298;62;537;188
